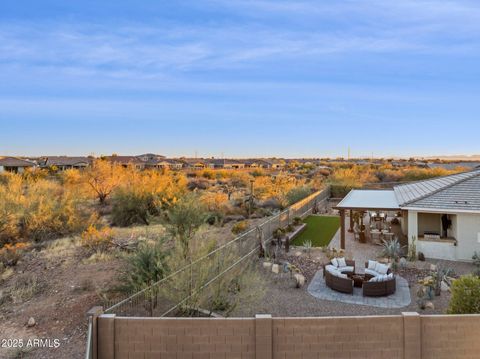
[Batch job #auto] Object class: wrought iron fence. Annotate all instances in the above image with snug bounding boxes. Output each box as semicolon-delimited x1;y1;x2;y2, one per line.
102;186;330;317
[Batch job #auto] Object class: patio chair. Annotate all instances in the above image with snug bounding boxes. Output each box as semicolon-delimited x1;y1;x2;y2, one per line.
353;230;360;241
370;231;382;244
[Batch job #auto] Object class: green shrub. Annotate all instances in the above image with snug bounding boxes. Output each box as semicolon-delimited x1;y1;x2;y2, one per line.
111;189;156;226
292;217;303;226
231;221;248;235
447;275;480;314
118;240;169;316
272;227;285;239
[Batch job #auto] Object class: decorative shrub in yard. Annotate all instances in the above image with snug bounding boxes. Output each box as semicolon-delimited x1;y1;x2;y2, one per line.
447;275;480;314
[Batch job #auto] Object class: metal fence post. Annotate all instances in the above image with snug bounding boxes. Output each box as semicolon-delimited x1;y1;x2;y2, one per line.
86;306;103;359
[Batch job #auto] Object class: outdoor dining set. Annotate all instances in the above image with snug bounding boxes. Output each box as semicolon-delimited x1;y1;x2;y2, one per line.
353;211;396;245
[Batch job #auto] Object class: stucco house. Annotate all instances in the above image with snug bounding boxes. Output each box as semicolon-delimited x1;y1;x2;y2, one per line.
42;156;91;170
0;157;37;173
336;169;480;261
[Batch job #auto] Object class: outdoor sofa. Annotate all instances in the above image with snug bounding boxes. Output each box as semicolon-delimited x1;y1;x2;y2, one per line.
324;268;354;294
363;260;396;296
323;258;356;294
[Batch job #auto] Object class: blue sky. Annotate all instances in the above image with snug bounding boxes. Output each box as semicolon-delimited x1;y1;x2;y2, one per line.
1;0;480;158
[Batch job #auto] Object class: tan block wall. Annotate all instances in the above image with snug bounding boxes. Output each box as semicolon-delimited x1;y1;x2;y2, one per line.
99;317;255;359
421;315;480;359
94;313;480;359
273;316;404;359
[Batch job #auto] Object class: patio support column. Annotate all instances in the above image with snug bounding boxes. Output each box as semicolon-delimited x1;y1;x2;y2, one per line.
348;210;354;232
340;209;346;250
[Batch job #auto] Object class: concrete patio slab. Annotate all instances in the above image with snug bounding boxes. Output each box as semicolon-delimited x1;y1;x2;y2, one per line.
307;270;411;309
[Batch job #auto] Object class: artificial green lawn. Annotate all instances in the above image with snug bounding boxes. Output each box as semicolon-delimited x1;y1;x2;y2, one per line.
291;215;340;247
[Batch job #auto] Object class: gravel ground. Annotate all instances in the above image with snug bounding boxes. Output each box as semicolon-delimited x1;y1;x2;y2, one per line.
230;255;476;318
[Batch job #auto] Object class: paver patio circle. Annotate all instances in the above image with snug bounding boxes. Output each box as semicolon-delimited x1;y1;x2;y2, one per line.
307;270;411;309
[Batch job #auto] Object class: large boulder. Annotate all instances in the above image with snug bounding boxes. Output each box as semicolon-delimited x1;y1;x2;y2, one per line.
294;274;306;288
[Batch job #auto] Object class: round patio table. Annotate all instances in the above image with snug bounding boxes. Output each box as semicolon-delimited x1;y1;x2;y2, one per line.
352;274;365;288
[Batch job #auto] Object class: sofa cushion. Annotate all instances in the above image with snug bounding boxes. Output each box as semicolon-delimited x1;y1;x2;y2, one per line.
325;265;337;273
365;268;379;277
339;266;354;273
331;258;339;267
337;257;347;267
369;276;380;282
367;260;378;270
375;262;389;275
387;273;394;280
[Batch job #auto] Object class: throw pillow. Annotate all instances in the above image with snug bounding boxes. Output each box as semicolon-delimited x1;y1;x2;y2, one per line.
375;262;389;275
337;257;347;267
331;258;339;267
367;260;377;270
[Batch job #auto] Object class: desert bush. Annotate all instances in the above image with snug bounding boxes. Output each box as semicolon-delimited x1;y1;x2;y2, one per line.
0;174;89;244
187;179;210;190
0;243;29;266
231;220;248;235
165;193;208;259
81;225;113;252
84;159;125;204
111;189;154;226
448;275;480;314
201;191;230;213
118;240;169;316
285;186;312;205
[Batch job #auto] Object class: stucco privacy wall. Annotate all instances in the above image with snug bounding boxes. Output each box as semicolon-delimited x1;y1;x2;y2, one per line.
93;312;480;359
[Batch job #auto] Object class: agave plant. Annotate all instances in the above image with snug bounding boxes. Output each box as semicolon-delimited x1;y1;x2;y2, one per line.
302;239;313;257
380;238;404;263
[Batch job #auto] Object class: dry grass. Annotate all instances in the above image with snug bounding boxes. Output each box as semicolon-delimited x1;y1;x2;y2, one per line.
9;273;41;304
111;223;166;240
1;266;14;281
42;236;81;260
82;251;116;264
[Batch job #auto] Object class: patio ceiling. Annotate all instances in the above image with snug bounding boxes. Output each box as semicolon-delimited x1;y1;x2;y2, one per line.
335;190;400;211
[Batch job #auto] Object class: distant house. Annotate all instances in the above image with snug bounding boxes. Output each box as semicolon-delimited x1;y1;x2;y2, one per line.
180;159;214;170
260;159;285;169
207;159;245;169
136;153;166;162
0;157;37;173
242;159;267;168
105;156;146;170
42;156;91;171
145;158;183;170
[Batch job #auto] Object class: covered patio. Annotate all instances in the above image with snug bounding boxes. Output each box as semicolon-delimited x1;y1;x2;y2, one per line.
334;190;404;250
